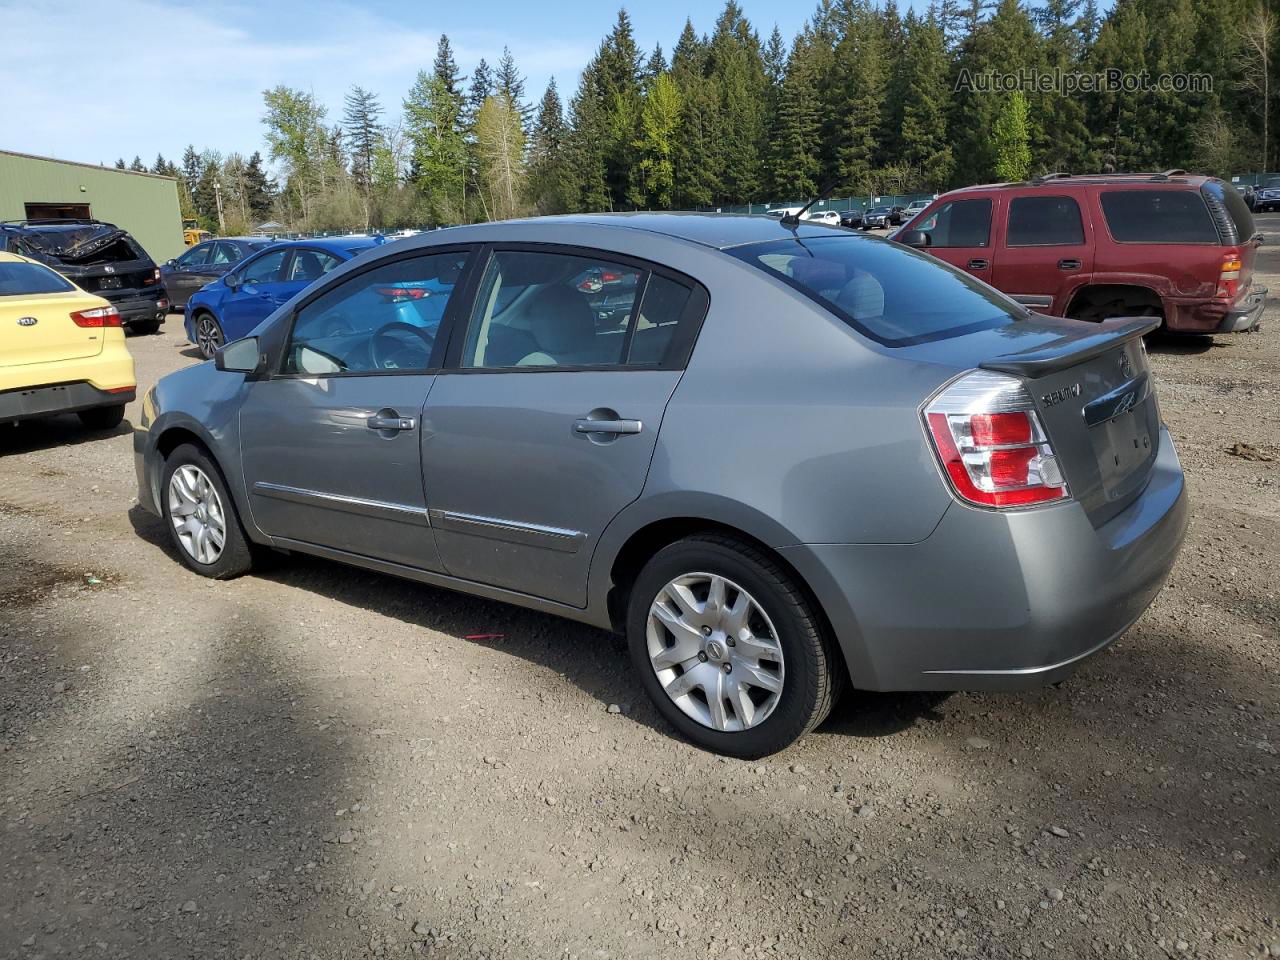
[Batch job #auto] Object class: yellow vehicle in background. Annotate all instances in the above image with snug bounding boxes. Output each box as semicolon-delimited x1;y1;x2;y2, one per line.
0;252;136;430
182;218;211;247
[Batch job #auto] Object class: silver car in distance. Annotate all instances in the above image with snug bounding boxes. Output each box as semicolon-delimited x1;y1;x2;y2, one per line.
135;214;1188;758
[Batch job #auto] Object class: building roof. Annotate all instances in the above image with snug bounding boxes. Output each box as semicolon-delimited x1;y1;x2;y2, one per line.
0;149;177;181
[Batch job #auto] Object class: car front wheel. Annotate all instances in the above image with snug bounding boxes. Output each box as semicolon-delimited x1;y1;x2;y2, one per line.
161;443;256;579
194;312;225;359
626;534;842;758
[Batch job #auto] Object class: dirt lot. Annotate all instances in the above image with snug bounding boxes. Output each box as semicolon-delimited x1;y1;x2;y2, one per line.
1;226;1277;960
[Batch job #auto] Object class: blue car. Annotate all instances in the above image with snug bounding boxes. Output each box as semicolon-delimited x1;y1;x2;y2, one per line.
185;237;381;358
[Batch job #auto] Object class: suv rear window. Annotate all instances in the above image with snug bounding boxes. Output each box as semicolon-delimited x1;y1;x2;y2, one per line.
731;235;1021;347
0;260;75;295
1202;180;1256;244
1100;190;1217;243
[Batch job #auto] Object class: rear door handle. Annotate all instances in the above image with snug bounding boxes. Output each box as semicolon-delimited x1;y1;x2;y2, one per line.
574;418;642;435
367;414;416;432
1058;258;1082;270
967;258;989;270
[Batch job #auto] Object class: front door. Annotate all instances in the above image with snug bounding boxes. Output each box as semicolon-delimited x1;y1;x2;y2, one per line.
239;248;473;571
423;247;704;606
222;247;292;338
991;193;1094;315
915;196;997;284
169;241;215;304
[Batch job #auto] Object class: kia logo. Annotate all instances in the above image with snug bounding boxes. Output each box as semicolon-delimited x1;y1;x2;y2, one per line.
16;316;37;327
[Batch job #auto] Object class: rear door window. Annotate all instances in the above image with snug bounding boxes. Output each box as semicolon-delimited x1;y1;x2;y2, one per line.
916;198;992;248
288;249;342;282
731;235;1021;346
1100;190;1217;243
1006;196;1085;246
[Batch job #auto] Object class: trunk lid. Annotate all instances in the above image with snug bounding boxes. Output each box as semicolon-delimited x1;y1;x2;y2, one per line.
8;224;158;302
906;314;1162;525
0;290;108;368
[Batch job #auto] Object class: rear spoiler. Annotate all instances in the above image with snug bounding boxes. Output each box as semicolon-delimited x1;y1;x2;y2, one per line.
979;316;1160;379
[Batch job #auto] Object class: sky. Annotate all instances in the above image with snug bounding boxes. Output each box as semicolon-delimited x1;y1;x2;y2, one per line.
2;0;837;171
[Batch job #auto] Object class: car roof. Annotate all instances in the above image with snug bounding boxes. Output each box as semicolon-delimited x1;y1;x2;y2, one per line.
267;236;380;254
940;172;1212;198
485;212;846;251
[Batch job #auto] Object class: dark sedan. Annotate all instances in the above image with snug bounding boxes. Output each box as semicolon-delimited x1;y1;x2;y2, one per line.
161;237;272;309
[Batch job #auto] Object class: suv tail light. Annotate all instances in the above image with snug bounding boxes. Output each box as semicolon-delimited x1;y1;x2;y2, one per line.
1218;249;1242;299
144;267;161;285
924;370;1068;508
70;306;122;328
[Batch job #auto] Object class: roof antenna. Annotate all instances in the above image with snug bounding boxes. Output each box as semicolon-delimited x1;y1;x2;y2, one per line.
781;177;843;226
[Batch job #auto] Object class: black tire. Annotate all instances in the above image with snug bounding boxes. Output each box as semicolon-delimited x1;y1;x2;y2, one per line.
160;443;256;579
77;404;125;430
626;534;843;759
129;317;162;335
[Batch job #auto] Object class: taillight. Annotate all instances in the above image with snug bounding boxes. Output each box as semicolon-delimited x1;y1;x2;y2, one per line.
924;370;1068;509
1218;248;1242;299
144;268;161;285
374;286;430;301
70;306;122;328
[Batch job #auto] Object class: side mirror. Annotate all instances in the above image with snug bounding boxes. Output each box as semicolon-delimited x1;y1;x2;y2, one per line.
215;336;266;377
165;258;176;267
897;229;932;248
224;274;240;290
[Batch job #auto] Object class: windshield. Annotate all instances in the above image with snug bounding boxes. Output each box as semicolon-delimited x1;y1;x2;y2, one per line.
1266;178;1280;188
730;235;1022;347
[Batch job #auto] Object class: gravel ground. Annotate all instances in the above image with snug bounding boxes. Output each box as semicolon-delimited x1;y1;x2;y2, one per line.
1;226;1277;960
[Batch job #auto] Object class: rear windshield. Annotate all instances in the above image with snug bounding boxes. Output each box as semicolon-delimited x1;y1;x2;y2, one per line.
730;235;1022;346
1099;190;1217;243
0;261;75;295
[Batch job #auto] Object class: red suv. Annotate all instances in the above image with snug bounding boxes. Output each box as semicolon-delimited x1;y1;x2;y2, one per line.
897;172;1265;334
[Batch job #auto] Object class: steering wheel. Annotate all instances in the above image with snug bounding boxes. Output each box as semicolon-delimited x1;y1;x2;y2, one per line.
370;321;435;371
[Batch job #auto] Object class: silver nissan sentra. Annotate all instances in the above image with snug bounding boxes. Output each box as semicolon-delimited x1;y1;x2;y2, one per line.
134;214;1188;757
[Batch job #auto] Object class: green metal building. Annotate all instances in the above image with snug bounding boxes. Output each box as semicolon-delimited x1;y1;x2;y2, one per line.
0;149;185;262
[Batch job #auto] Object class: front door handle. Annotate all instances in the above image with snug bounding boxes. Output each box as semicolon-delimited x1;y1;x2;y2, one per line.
574;418;642;435
967;258;989;270
1058;258;1082;270
367;414;416;432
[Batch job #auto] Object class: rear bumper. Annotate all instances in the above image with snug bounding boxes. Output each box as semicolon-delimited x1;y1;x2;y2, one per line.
101;288;168;326
1218;286;1266;332
0;380;135;424
781;427;1188;692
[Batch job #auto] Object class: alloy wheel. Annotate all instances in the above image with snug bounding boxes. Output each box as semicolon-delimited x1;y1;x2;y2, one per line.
168;464;226;565
645;572;785;732
196;315;223;358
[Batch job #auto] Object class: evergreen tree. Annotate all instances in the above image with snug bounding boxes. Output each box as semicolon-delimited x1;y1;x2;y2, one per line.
129;156;147;172
404;67;467;222
765;38;823;199
763;25;787;88
827;0;887;192
343;84;383;189
114;158;127;169
565;66;611;210
632;71;682;208
153;153;170;177
1036;0;1093;173
594;10;643;207
707;1;770;203
466;59;495;129
643;43;667;81
528;78;573;213
434;34;461;95
244;151;273;220
671;19;724;207
495;46;531;127
899;10;954;189
992;90;1032;180
181;145;203;196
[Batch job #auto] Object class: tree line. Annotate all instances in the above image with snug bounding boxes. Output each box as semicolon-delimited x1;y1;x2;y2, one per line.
123;0;1277;233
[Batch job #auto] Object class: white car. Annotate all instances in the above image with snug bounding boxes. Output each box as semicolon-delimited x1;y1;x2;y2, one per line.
801;210;841;225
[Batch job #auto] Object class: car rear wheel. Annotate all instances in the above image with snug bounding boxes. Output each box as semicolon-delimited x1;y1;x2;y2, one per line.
77;404;125;431
626;534;842;758
195;313;225;359
161;443;256;579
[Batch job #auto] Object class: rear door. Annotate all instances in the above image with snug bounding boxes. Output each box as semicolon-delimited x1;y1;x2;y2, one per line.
422;245;706;606
915;196;997;283
991;193;1093;314
167;242;215;302
275;247;344;304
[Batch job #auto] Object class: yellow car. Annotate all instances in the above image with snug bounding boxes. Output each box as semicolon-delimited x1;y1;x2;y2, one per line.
0;251;136;430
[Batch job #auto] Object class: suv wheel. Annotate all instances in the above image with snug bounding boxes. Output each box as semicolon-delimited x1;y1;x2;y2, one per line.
161;444;256;579
626;534;842;758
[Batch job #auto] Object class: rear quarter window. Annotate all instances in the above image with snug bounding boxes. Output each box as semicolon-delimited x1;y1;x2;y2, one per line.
731;235;1022;347
0;261;75;295
1099;190;1218;243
